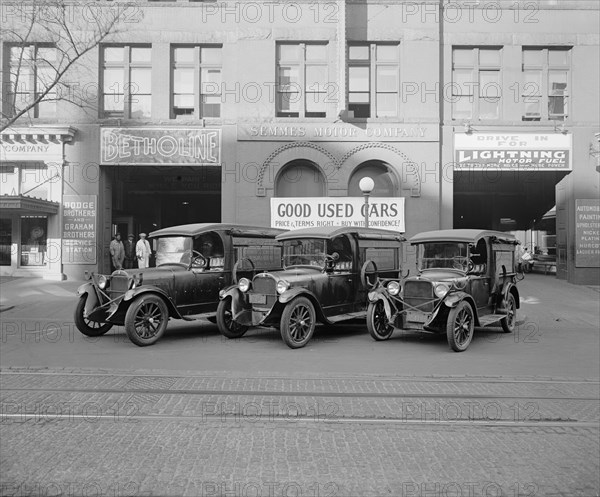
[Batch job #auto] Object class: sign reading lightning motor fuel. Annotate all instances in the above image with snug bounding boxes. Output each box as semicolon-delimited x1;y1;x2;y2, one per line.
271;197;405;232
454;133;571;170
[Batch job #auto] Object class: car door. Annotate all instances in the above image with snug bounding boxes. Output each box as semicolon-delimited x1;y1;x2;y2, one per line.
323;235;355;316
468;238;491;310
190;232;229;314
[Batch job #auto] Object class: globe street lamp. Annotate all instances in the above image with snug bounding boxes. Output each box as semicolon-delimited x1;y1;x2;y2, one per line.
359;176;375;228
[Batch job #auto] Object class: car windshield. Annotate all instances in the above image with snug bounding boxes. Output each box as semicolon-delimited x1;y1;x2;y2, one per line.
155;236;192;266
282;239;326;269
418;242;469;271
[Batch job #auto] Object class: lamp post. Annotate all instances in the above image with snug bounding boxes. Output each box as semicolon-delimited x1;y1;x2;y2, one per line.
359;176;375;228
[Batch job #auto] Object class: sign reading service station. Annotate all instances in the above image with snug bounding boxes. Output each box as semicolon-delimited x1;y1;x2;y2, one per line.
271;197;405;232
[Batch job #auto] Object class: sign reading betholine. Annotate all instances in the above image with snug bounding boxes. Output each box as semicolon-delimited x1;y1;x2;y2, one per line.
271;197;405;232
62;195;97;264
575;199;600;268
101;128;221;165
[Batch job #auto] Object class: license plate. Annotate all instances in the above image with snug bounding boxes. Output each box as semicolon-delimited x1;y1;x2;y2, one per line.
406;311;428;323
249;293;266;305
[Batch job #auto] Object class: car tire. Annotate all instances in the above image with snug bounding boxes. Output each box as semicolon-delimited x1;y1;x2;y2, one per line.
500;293;517;333
280;296;316;349
216;297;249;339
366;300;394;341
124;295;169;347
74;295;113;337
446;300;474;352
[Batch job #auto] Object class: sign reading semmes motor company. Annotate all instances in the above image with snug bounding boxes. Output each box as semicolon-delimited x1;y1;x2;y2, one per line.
454;133;571;170
271;197;405;232
101;128;221;165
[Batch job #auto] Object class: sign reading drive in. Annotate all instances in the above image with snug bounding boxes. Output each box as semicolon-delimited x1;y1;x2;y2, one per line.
101;127;221;165
271;197;405;232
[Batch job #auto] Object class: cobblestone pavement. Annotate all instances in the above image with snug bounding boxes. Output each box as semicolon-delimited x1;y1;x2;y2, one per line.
1;369;599;497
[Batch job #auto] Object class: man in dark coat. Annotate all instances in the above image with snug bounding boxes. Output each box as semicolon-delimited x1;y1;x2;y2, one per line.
123;234;137;269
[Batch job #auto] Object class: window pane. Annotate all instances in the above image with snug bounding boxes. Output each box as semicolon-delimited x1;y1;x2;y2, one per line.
201;68;221;91
174;47;195;63
479;98;499;119
130;95;151;118
103;68;124;92
523;100;541;117
453;49;473;66
37;47;57;62
479;71;500;98
548;49;569;66
201;95;220;117
11;46;32;62
278;44;299;61
37;98;56;118
452;97;472;120
376;45;397;61
201;47;221;64
306;65;327;91
376;66;397;92
278;66;299;87
522;49;542;67
349;92;369;104
523;70;542;95
174;94;194;108
349;102;370;118
306;44;327;61
104;95;123;113
306;92;327;113
131;68;151;93
277;93;300;112
453;69;474;95
479;48;500;66
549;96;566;118
349;66;369;92
104;47;124;62
376;93;397;117
549;71;568;95
349;45;369;60
11;67;33;91
37;66;58;90
174;68;194;93
131;47;151;63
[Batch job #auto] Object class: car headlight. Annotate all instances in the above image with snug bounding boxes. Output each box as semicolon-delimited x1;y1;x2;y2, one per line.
98;275;108;290
276;280;290;295
386;281;400;296
238;278;251;293
434;283;450;299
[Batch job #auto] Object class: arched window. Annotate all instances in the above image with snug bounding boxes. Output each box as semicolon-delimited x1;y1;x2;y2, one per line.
275;160;326;197
348;161;397;197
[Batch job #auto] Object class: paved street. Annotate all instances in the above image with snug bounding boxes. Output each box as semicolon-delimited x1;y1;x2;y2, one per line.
1;274;599;496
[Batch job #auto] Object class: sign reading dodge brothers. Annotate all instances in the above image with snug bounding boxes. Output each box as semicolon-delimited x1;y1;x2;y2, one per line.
62;195;97;264
271;198;405;232
101;128;221;165
575;199;600;268
454;133;571;170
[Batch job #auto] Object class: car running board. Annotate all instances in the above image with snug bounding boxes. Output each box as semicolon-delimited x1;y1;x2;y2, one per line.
327;311;366;323
181;312;215;321
478;314;507;327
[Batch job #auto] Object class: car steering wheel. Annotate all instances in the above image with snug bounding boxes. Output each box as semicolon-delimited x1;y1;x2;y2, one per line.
192;250;207;268
452;256;468;271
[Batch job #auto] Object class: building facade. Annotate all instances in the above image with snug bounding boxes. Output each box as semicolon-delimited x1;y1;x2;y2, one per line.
0;0;598;284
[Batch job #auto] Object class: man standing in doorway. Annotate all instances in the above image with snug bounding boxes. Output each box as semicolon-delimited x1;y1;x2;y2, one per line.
109;233;125;271
136;233;152;268
123;234;137;269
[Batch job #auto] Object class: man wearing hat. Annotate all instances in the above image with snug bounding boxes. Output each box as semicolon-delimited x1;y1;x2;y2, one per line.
109;233;125;271
123;233;137;269
136;233;152;268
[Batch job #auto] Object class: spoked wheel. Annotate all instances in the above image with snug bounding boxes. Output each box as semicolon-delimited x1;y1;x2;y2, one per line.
125;295;168;346
366;300;394;341
216;297;249;338
500;293;517;333
74;295;113;337
446;301;474;352
280;296;316;349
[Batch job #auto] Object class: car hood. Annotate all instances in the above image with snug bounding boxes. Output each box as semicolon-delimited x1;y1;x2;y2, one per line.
255;266;325;285
411;269;467;283
122;266;186;290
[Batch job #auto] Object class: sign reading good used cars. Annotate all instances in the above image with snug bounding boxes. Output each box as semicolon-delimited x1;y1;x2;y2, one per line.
271;197;405;232
101;128;221;165
454;133;571;170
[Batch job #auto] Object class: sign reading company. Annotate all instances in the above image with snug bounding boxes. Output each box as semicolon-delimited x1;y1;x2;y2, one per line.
101;128;221;165
271;197;405;232
575;199;600;268
454;133;571;170
62;195;97;264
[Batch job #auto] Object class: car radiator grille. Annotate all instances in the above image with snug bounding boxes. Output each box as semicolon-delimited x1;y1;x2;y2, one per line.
108;274;130;298
252;276;276;295
404;280;435;313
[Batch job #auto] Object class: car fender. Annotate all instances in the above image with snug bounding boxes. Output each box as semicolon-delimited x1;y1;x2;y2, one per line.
219;287;248;318
368;291;393;321
442;291;479;326
503;283;521;309
76;282;101;316
278;288;328;324
122;286;181;318
219;285;240;301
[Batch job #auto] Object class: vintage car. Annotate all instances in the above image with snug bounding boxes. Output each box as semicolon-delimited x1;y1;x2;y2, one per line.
218;226;405;349
366;229;520;352
74;223;284;346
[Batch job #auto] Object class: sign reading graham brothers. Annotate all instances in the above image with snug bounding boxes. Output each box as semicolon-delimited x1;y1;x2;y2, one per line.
271;197;405;232
575;199;600;268
454;133;571;170
101;128;221;165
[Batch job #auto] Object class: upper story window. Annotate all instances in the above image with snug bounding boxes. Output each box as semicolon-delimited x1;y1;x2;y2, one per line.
522;47;571;121
5;44;58;118
101;45;151;119
276;43;328;118
172;46;222;119
348;43;400;119
452;47;502;121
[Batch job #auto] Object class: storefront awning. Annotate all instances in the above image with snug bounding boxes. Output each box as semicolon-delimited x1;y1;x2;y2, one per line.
0;195;59;214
